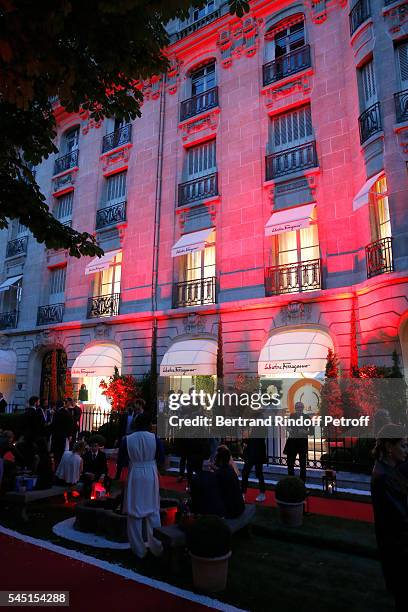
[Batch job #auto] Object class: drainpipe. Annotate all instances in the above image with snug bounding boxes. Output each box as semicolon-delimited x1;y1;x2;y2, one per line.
151;74;166;314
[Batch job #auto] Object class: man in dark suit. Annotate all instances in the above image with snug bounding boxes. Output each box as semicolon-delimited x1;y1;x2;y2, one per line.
284;401;310;483
51;400;74;468
0;392;8;414
82;438;109;498
23;396;41;440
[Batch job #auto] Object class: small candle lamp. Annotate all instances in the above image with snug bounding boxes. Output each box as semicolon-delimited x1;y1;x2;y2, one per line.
322;469;337;495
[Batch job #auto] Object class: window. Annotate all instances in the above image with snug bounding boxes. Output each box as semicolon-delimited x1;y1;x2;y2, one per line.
359;59;377;111
396;42;408;89
95;252;122;297
186;140;216;179
273;105;313;152
370;176;391;241
62;126;79;154
103;171;127;208
49;266;66;304
175;234;216;306
192;1;215;22
273;222;319;267
0;278;22;316
183;244;216;283
191;62;216;96
265;18;305;62
54;192;73;223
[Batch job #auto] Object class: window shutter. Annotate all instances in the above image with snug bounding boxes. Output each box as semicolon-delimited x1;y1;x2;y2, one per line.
55;192;73;221
361;61;377;108
187;140;216;178
273;106;312;150
398;43;408;87
105;171;127;206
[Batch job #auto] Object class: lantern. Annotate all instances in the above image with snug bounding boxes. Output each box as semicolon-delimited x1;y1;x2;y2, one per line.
322;469;337;494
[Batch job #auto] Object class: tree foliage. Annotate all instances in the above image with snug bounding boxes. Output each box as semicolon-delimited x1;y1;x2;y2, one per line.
0;0;248;256
99;366;140;411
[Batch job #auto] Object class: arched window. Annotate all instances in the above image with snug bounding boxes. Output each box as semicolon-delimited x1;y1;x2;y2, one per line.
181;61;218;121
263;15;310;86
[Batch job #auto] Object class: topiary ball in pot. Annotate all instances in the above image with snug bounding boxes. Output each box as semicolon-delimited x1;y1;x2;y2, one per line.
187;515;232;593
275;476;306;528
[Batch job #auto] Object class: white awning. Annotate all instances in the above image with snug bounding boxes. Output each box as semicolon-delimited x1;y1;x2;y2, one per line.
258;329;333;378
71;344;122;377
0;349;17;375
265;203;316;236
171;228;213;258
85;250;121;276
353;172;383;211
160;338;217;376
0;275;22;293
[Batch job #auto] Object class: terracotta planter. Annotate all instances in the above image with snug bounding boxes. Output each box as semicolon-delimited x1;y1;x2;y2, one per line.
276;499;304;527
190;551;231;593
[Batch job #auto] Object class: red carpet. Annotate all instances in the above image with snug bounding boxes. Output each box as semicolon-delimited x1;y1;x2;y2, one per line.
0;534;215;611
159;475;374;523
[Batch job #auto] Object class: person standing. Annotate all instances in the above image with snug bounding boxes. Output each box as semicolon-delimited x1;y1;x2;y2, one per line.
51;400;74;468
23;396;41;440
284;401;309;483
371;424;408;612
241;434;267;502
123;413;164;559
0;392;7;414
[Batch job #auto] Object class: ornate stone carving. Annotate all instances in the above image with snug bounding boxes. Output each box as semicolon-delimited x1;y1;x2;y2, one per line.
102;146;131;174
179;108;221;144
35;329;62;348
52;169;77;195
262;73;312;111
311;0;327;24
280;301;312;324
166;56;182;95
184;313;205;334
94;323;111;339
0;335;11;348
383;2;408;39
217;15;260;68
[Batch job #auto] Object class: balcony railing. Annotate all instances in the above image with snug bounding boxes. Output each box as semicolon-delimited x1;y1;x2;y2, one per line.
53;150;79;175
263;45;311;87
265;141;318;180
349;0;371;36
87;293;120;318
102;124;132;154
394;89;408;124
0;311;18;330
6;236;28;258
174;9;222;41
36;303;64;326
178;172;218;206
180;86;218;122
173;277;216;308
265;259;321;295
358;102;382;144
365;237;394;278
96;201;127;230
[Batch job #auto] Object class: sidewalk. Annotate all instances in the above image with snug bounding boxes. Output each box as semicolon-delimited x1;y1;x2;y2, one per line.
0;529;243;612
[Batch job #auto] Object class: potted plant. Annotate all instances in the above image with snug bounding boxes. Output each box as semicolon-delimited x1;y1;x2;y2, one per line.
275;476;307;527
187;515;231;593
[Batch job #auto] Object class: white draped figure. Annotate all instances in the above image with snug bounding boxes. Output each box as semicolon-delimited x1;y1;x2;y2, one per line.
124;430;163;558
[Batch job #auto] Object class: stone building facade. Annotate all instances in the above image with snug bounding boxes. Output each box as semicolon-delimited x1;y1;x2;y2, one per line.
0;0;407;415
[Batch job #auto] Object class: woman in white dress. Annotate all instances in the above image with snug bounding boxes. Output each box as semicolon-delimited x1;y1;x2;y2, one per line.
124;413;164;558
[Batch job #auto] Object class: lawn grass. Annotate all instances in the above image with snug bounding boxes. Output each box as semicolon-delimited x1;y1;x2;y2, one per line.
0;493;394;612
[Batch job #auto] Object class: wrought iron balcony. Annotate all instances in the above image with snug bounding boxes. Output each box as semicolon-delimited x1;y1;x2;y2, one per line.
87;293;120;318
6;236;28;258
265;141;318;180
36;303;65;326
394;89;408;124
365;237;394;279
96;201;127;230
358;102;382;144
102;124;132;154
173;277;216;308
180;86;218;122
0;311;18;330
178;173;218;207
349;0;371;36
174;9;222;41
53;149;79;175
263;45;311;87
265;259;321;296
